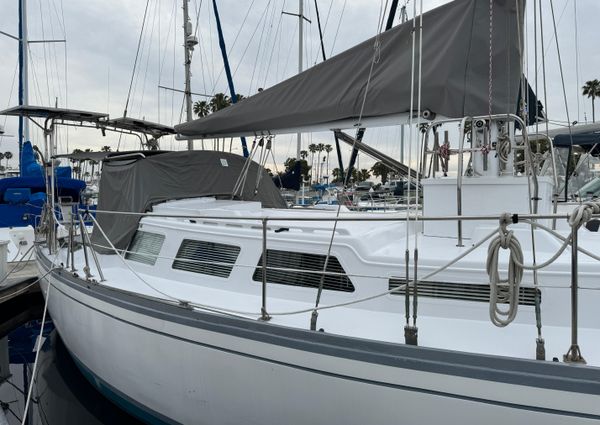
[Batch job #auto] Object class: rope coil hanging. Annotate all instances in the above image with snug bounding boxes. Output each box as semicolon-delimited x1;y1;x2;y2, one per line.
486;214;524;327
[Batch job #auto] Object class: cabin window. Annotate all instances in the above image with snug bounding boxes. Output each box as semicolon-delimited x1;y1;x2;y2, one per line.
172;239;240;278
252;250;355;292
388;279;540;306
125;231;165;266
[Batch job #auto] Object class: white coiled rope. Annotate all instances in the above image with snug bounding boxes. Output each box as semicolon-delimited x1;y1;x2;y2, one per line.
486;201;600;327
568;200;600;229
486;214;524;327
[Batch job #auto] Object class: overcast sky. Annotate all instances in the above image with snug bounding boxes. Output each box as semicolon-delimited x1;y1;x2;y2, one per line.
0;0;599;174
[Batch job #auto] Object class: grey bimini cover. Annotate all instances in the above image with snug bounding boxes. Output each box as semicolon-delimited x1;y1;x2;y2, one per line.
90;150;286;254
176;0;524;139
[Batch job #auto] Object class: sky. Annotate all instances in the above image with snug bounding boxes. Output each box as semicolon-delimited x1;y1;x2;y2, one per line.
0;0;599;177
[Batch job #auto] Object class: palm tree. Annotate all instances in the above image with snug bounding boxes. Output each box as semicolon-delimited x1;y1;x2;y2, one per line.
210;93;231;112
331;167;344;183
316;143;325;182
300;150;308;160
4;151;12;170
324;144;333;183
101;145;112;152
193;100;210;118
371;161;392;184
209;94;232;150
582;79;600;122
356;169;371;182
308;144;317;183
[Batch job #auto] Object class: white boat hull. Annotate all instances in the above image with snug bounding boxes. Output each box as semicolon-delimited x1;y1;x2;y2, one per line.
38;255;600;425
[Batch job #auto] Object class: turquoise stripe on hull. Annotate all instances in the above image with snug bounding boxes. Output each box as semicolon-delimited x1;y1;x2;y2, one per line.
70;351;180;425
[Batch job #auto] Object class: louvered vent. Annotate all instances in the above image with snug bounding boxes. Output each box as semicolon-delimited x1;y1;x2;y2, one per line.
253;250;354;292
388;279;539;306
125;231;165;265
172;240;240;278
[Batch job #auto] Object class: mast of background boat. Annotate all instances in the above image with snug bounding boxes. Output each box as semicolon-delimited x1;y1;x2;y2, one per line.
182;0;196;150
297;0;303;161
212;0;249;157
283;2;309;161
18;0;29;174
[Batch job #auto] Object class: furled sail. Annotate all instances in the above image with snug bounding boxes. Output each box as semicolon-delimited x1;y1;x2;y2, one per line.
176;0;524;139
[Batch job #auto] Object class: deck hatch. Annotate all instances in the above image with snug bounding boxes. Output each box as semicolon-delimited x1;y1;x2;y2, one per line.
388;279;539;306
172;240;240;278
252;250;354;292
125;231;165;265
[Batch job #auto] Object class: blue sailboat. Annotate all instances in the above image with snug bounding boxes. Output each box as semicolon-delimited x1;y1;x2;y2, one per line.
0;141;85;228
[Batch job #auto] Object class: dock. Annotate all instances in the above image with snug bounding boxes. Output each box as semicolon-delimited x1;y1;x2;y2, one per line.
0;260;40;305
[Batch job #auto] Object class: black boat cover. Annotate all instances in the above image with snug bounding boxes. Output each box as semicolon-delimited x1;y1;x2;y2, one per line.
176;0;524;138
90;150;286;253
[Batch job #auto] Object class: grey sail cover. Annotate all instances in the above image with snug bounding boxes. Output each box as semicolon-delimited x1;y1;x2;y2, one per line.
176;0;524;139
90;151;286;253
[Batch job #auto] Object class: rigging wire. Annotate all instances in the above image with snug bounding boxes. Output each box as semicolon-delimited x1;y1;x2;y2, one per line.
262;0;287;89
59;0;69;151
195;1;209;97
310;0;388;330
280;24;298;82
573;0;581;122
228;0;274;90
321;0;334;36
534;0;568;76
411;0;424;329
131;0;154;119
138;0;160;118
0;61;19;145
37;0;53;106
123;0;150;118
549;0;574;150
538;0;551;143
328;0;347;57
256;0;279;90
249;0;274;94
157;0;161;123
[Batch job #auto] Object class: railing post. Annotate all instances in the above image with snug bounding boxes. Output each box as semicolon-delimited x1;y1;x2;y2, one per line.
79;212;105;282
456;117;469;247
260;218;270;321
564;225;585;363
66;209;72;269
78;214;93;280
69;209;76;272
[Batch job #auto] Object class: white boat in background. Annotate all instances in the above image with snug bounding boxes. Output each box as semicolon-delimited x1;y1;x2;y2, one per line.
14;0;600;423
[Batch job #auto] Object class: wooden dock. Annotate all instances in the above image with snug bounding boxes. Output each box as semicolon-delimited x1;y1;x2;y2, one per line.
0;260;40;305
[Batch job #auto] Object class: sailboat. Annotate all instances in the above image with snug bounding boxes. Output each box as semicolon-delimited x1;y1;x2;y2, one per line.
27;0;600;423
0;0;87;262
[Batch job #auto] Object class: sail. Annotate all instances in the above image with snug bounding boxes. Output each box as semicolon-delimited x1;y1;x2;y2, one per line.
176;0;524;139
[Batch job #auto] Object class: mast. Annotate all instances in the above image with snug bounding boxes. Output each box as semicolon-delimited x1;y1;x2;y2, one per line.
212;0;249;157
18;0;29;172
182;0;195;150
296;0;303;161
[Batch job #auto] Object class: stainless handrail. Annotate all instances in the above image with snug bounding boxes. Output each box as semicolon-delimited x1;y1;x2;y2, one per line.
91;209;599;222
260;218;270;321
78;213;105;282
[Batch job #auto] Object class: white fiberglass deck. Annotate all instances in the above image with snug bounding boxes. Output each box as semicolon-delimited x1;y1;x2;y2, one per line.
44;197;600;367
